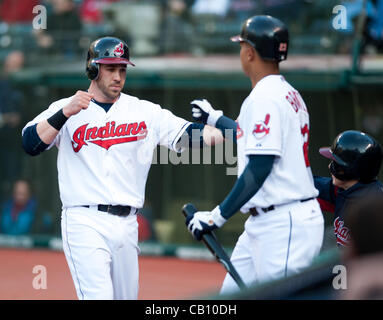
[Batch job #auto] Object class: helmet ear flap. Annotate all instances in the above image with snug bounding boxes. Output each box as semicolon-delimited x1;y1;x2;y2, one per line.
86;61;99;80
330;160;359;181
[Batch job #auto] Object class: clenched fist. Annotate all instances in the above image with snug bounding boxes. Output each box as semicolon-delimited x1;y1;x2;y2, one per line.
63;91;93;117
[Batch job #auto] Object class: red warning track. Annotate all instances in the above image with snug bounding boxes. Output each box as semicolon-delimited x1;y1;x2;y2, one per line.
0;248;225;300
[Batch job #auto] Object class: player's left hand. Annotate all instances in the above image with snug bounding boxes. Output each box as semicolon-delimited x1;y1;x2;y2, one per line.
190;99;223;127
185;206;227;241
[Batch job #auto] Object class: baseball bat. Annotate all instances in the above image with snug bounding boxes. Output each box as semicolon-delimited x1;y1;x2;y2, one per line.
182;203;247;290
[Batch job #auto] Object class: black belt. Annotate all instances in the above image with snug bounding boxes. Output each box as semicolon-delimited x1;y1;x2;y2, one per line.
83;205;135;216
249;197;315;217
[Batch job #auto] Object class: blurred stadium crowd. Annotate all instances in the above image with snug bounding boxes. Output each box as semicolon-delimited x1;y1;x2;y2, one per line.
0;0;382;65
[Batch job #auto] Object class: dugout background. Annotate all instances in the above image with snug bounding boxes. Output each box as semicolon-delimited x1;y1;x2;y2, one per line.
1;0;383;250
14;80;383;247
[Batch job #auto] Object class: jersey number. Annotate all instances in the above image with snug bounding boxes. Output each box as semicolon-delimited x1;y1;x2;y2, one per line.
301;124;310;167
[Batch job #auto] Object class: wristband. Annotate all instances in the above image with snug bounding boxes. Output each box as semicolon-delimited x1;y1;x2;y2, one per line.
47;109;68;131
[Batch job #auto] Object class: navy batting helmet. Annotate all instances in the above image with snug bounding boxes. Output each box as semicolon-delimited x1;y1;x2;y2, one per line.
319;130;383;183
86;37;135;80
231;15;289;62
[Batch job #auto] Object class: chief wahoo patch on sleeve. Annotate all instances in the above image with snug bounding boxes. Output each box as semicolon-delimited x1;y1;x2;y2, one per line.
236;120;244;139
252;113;270;139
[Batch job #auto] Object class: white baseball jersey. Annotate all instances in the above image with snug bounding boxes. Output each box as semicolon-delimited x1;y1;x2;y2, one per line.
22;92;190;209
236;75;318;212
221;75;324;294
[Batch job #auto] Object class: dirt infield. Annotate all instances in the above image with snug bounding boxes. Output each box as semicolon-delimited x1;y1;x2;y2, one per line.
0;248;226;300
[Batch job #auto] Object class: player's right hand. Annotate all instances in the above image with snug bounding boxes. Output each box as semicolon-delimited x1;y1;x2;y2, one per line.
185;206;227;241
63;91;93;117
190;99;223;127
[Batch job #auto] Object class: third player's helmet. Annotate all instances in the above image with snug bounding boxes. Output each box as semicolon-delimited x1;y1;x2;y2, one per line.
231;15;289;62
86;37;135;80
319;130;383;183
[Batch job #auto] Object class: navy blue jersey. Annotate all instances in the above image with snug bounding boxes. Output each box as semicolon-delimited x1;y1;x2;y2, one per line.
314;176;383;246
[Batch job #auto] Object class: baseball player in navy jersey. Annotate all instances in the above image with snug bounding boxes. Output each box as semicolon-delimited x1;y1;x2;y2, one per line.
314;130;383;247
21;37;216;300
186;16;324;294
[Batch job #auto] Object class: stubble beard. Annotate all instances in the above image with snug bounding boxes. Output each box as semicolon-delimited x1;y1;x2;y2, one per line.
97;79;122;102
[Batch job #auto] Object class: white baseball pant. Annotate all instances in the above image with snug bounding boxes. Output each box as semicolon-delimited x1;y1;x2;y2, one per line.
61;206;139;300
220;199;324;294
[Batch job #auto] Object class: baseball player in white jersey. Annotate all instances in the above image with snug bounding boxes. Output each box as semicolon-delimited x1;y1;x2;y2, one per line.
21;37;213;300
186;16;324;294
